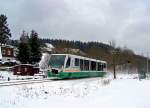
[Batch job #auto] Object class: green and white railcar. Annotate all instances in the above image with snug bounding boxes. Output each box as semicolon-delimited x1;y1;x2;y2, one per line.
47;54;107;79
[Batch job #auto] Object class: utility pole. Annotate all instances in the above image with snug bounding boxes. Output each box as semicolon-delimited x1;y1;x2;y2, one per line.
111;50;119;79
113;56;116;79
147;52;149;74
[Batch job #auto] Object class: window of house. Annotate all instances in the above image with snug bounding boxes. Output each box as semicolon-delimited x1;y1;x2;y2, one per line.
18;67;21;72
8;50;11;56
24;68;28;72
2;50;5;55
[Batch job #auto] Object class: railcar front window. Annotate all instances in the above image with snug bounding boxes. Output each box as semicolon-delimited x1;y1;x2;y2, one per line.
49;55;66;68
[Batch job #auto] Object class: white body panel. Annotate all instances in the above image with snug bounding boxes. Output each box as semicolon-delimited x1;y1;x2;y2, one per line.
50;54;107;72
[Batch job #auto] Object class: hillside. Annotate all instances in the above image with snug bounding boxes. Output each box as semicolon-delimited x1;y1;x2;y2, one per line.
40;39;149;73
9;39;150;74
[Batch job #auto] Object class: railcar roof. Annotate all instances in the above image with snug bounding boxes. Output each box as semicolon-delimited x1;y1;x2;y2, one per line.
51;54;107;63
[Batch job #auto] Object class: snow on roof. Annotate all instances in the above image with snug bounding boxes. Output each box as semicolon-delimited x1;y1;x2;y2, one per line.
13;64;33;67
0;45;14;48
45;43;54;49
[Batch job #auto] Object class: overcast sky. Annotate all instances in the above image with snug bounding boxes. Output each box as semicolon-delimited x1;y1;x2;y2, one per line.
0;0;150;55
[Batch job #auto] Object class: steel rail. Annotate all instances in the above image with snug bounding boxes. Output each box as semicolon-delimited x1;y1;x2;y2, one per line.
0;79;53;87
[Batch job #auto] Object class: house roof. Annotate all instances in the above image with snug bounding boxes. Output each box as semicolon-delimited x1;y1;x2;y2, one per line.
1;45;14;48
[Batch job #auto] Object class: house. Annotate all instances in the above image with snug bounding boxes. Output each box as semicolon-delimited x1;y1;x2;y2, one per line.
13;64;39;76
0;45;18;66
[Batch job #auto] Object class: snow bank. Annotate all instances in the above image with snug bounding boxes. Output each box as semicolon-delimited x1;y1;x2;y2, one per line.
0;71;42;81
117;73;139;79
39;53;50;71
0;71;14;80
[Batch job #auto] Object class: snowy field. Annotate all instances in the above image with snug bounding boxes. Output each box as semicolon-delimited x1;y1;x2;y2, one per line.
0;75;150;108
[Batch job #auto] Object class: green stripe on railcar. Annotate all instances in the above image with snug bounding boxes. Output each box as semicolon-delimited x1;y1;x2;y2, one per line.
48;71;106;79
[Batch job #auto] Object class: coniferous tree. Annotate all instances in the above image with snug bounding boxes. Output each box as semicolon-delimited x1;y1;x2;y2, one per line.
20;30;29;43
0;14;11;45
17;43;30;64
29;30;41;64
17;31;30;64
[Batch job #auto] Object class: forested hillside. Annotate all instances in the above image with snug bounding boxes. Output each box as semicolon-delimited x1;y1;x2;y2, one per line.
9;39;149;73
41;39;149;72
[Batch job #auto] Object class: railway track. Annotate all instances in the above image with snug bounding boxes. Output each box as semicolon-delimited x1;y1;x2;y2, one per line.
0;77;111;87
0;79;54;87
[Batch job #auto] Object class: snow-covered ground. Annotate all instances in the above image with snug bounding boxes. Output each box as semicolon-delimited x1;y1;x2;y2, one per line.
0;71;44;82
0;75;150;108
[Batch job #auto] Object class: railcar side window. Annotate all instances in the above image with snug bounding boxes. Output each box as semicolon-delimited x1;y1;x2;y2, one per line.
97;63;101;71
75;58;79;66
101;63;104;71
100;63;106;71
91;61;96;70
84;60;89;70
102;64;104;71
103;63;106;68
80;59;84;70
66;57;71;68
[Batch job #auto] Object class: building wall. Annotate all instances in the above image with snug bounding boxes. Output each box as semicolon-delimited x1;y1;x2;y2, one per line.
13;65;33;76
0;46;16;63
13;65;39;76
1;47;14;57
